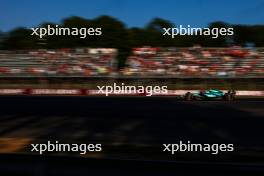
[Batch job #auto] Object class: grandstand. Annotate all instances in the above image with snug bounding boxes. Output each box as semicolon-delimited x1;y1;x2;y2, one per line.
0;47;264;78
0;48;117;77
125;47;264;78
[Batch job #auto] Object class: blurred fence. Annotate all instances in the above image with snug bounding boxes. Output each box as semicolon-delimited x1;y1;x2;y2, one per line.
0;77;263;90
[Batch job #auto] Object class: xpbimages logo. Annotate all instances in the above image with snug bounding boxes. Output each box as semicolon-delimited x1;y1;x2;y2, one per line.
97;83;168;96
163;141;234;155
31;25;102;38
163;25;234;39
31;141;102;155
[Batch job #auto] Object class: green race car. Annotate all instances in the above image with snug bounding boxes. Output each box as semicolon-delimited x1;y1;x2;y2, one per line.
184;89;236;101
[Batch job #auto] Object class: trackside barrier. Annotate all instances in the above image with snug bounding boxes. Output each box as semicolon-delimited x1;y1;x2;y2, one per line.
30;89;80;95
0;89;25;95
0;89;263;96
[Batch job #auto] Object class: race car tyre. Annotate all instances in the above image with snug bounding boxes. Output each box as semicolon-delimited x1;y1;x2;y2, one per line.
224;93;233;101
185;92;193;101
228;90;236;95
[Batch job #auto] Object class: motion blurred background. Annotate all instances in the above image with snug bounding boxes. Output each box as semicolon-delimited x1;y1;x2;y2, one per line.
0;1;264;172
0;0;264;90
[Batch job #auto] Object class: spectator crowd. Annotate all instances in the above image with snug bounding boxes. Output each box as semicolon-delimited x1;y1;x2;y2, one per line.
0;46;264;77
0;48;117;76
124;46;264;77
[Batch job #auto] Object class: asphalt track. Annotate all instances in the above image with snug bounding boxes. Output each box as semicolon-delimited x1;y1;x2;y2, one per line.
0;96;263;162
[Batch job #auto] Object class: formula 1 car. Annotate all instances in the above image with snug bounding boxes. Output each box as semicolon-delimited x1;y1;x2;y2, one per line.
184;89;236;101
